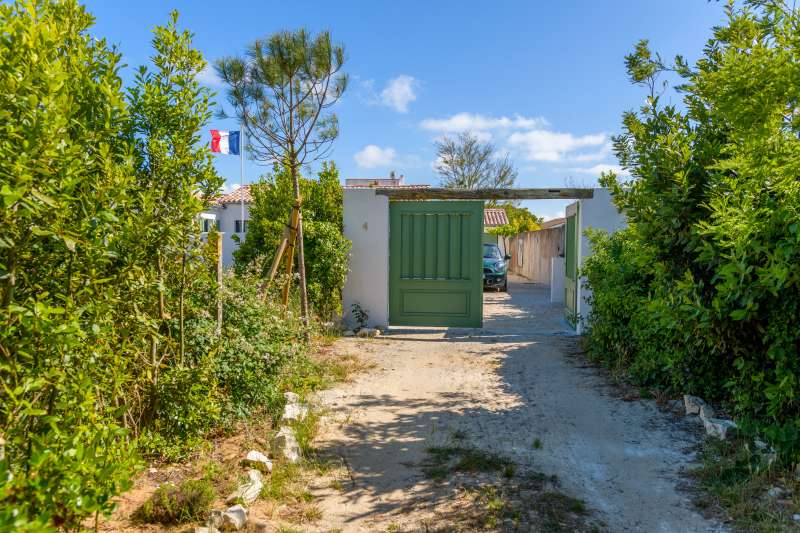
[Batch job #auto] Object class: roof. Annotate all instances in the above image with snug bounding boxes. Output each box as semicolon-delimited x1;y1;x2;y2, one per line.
483;208;509;227
539;217;566;229
215;185;253;205
343;184;431;189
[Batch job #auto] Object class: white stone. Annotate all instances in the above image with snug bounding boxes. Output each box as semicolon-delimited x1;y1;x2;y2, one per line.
226;469;263;505
342;330;355;337
683;394;709;416
703;417;737;440
368;328;380;337
242;450;272;473
793;514;800;522
284;391;300;404
698;403;715;422
273;426;301;463
766;486;785;499
220;504;248;531
283;401;308;421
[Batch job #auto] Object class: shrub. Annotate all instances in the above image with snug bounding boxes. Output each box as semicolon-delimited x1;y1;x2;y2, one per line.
234;162;350;319
585;1;800;461
136;479;215;524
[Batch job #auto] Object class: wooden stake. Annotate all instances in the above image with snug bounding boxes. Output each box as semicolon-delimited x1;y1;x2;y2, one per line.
281;203;300;306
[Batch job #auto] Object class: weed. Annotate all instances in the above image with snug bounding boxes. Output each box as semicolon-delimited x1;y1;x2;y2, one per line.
689;437;800;531
135;479;215;525
532;437;542;450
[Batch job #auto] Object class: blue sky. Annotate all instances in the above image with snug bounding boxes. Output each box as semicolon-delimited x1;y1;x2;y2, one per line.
84;0;726;220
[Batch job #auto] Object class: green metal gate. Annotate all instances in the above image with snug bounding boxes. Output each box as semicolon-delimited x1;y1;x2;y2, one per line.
389;201;483;327
564;207;579;323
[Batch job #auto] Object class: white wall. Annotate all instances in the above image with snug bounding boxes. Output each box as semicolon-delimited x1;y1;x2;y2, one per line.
342;188;389;328
204;203;250;268
572;188;627;334
550;257;565;303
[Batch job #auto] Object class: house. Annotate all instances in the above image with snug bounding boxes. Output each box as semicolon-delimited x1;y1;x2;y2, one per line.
202;185;252;268
482;208;509;255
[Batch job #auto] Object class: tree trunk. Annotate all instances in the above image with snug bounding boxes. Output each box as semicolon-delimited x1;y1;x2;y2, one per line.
290;163;310;324
296;213;309;328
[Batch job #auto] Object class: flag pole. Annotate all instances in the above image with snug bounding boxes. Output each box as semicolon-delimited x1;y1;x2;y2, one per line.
239;126;245;231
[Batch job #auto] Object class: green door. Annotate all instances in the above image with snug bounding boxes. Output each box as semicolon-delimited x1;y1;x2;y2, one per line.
564;208;579;323
389;201;483;327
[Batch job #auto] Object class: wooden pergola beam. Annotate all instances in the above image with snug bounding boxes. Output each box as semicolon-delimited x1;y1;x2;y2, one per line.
374;187;594;200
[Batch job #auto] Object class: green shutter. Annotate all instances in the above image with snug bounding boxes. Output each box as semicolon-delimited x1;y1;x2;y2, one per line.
389;201;483;327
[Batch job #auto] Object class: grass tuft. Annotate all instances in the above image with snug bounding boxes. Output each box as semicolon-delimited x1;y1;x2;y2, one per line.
135;479;215;525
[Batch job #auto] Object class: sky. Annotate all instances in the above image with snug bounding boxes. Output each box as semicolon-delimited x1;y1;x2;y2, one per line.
83;0;727;220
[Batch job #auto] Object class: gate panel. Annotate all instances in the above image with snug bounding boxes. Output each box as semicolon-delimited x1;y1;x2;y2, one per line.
389;201;483;327
564;208;578;322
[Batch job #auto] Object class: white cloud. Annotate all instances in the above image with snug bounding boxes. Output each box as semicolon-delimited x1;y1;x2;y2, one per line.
543;210;565;221
380;75;418;113
507;129;606;162
198;64;222;87
354;145;396;168
420;112;548;134
569;163;630;176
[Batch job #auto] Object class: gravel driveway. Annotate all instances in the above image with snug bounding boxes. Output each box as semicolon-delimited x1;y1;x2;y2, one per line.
312;275;724;532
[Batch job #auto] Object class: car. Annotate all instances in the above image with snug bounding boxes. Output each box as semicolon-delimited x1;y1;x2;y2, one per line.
483;243;510;292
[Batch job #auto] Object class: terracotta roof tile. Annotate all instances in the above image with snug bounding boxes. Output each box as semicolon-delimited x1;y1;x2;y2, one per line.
483;208;509;227
215;185;253;204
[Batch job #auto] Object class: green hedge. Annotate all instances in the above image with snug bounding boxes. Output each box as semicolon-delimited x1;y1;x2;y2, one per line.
584;2;800;461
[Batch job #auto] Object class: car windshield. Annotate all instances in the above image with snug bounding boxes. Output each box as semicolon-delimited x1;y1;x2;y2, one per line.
483;244;502;259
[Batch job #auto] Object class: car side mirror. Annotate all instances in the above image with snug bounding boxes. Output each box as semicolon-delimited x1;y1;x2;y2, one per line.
504;254;511;261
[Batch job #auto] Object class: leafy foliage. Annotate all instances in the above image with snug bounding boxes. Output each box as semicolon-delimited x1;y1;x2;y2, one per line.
0;2;310;528
488;204;542;251
234;162;351;319
584;1;800;460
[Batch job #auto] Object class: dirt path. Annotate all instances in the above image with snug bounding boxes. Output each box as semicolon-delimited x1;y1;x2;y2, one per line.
310;276;724;532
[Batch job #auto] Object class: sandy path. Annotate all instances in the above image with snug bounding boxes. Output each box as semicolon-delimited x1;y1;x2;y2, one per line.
311;276;724;532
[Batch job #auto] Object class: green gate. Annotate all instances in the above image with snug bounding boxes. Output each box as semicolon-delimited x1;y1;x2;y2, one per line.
389;201;483;327
564;207;579;323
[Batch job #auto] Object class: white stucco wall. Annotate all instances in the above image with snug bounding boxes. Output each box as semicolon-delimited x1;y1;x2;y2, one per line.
204;203;250;268
550;257;565;303
342;188;389;329
569;188;627;334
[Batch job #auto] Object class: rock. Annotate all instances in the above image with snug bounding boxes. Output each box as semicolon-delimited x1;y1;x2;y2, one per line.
666;399;683;413
284;391;300;404
766;486;785;499
195;528;219;533
342;330;355;337
698;404;715;422
357;328;370;338
207;510;225;529
226;468;263;505
683;394;710;416
220;504;248;531
369;328;380;337
273;426;301;463
703;417;737;440
283;401;308;421
253;521;269;533
793;514;800;522
242;450;272;473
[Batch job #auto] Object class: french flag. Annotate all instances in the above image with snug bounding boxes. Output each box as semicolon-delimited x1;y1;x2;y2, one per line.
210;130;240;155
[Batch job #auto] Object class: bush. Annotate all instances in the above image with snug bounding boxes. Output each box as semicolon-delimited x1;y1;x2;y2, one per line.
215;272;309;423
136;479;215;524
234;162;350;319
585;1;800;461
